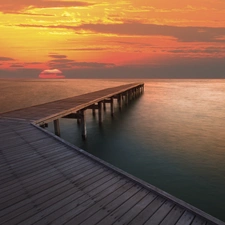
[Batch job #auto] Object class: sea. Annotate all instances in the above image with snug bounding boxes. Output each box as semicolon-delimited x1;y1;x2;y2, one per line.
1;79;225;221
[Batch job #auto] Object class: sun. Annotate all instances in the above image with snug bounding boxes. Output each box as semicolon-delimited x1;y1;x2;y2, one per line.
39;69;65;79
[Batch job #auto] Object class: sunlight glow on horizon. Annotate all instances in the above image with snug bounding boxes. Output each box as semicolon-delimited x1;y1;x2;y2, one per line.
39;69;65;79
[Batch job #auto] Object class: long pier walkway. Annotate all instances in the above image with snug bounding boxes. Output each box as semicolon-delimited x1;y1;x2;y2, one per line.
0;83;224;225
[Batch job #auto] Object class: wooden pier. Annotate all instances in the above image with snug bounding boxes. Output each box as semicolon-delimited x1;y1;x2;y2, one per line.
0;83;224;225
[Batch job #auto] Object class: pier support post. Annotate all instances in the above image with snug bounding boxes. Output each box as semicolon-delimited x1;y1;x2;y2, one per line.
80;110;87;140
125;92;129;105
77;111;81;125
98;101;103;124
118;94;122;110
128;90;132;101
110;97;114;117
54;119;60;136
103;101;106;111
92;108;96;117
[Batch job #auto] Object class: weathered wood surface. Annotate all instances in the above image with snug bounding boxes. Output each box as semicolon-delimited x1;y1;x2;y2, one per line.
0;83;224;225
1;119;224;225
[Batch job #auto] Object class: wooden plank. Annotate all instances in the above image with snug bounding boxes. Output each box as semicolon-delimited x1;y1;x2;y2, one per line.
74;169;112;189
176;211;195;225
31;192;94;225
53;181;134;225
78;184;142;225
191;216;207;225
0;198;32;218
0;166;57;197
0;192;29;211
1;138;27;149
1;205;41;225
128;196;165;225
97;188;148;225
67;163;104;180
33;184;83;211
59;162;97;181
55;157;91;172
30;176;125;225
10;159;56;176
160;205;185;225
84;175;122;197
0;187;28;205
1;154;84;192
144;200;175;225
113;191;157;225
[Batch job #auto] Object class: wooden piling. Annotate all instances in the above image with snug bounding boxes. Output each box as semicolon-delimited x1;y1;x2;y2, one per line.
103;100;106;111
53;119;60;136
138;86;141;95
98;101;103;124
118;94;122;110
92;108;96;116
110;97;114;116
81;110;87;139
125;92;129;105
129;90;132;101
77;111;81;125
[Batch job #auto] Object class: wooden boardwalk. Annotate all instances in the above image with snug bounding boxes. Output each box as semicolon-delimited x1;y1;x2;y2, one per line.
0;83;224;225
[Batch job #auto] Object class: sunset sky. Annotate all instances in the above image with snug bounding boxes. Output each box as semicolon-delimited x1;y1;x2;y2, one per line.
0;0;225;78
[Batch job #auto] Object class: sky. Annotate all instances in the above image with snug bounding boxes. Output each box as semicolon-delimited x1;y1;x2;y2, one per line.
0;0;225;78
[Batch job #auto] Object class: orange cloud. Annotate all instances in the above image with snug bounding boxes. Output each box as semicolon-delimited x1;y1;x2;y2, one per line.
0;0;94;13
0;57;15;61
17;23;225;43
39;69;65;78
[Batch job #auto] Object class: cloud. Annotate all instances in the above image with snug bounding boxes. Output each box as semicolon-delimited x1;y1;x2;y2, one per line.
0;0;94;13
0;68;42;78
0;57;15;61
3;11;55;16
59;48;109;52
10;64;24;68
49;54;67;59
17;23;225;43
39;69;65;79
25;62;42;65
77;23;225;43
70;62;115;68
166;46;225;54
48;57;115;69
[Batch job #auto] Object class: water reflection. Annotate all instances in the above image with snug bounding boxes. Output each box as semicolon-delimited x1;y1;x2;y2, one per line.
47;80;225;221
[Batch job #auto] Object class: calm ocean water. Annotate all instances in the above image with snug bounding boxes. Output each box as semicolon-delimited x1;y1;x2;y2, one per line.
1;79;225;221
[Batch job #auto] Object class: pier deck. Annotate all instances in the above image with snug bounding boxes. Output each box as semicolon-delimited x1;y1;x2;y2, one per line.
0;83;224;225
0;83;143;124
